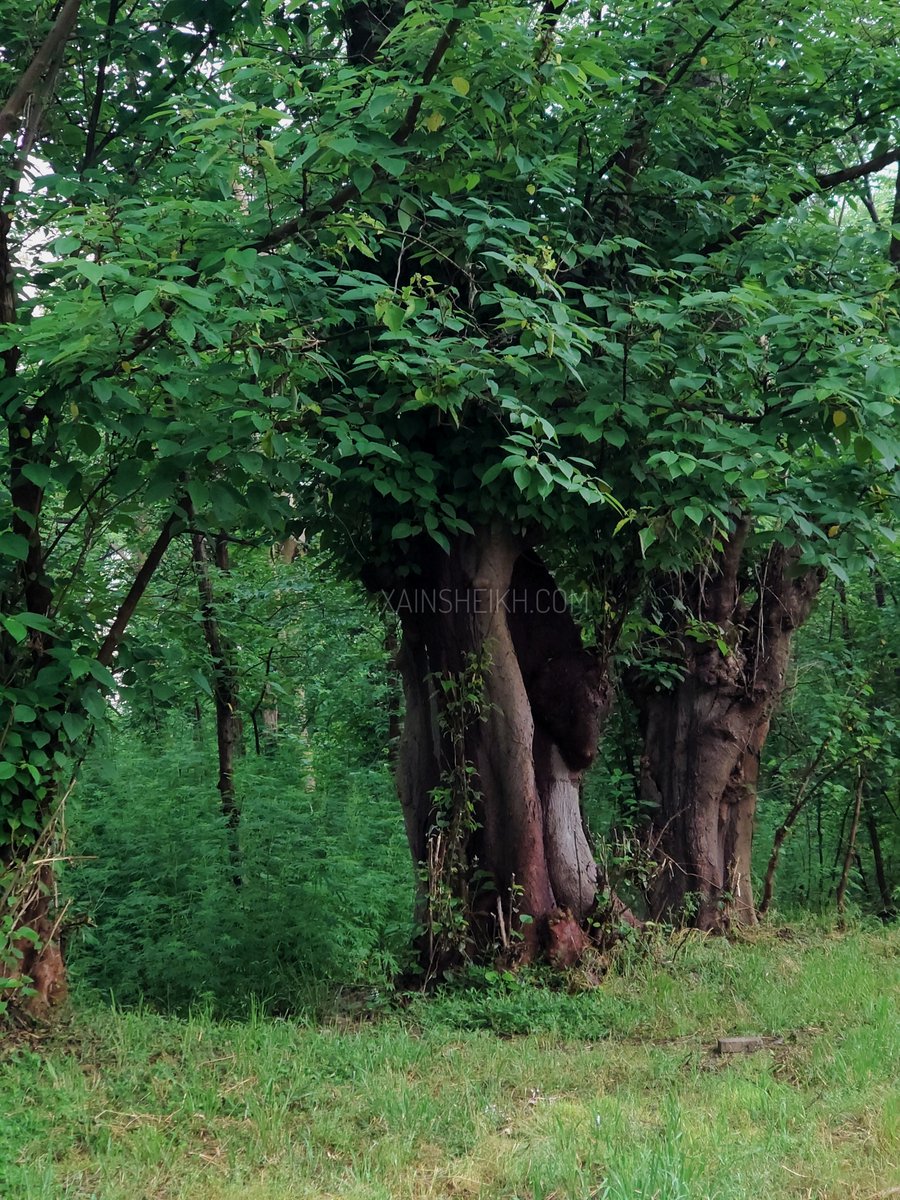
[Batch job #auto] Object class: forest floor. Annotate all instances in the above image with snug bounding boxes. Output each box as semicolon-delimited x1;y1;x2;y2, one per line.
1;925;897;1200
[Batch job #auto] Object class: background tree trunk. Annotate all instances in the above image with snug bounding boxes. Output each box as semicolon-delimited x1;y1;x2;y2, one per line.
192;532;243;886
630;524;823;930
865;800;896;919
836;767;865;919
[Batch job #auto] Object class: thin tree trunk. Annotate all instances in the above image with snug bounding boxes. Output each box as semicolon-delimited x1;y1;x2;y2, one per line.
192;532;243;886
865;801;895;917
836;767;865;919
758;736;833;917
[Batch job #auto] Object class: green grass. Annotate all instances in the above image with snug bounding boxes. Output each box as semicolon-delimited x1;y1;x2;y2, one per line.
1;926;897;1199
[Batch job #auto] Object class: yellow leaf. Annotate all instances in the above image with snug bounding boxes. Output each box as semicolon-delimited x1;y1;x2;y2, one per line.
768;35;776;46
832;410;847;427
526;183;536;195
828;525;840;538
700;56;708;66
424;111;444;131
725;195;735;205
451;76;470;97
69;402;79;419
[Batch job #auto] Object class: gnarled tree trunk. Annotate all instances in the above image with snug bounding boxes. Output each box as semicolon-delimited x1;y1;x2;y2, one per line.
388;526;627;974
629;523;823;931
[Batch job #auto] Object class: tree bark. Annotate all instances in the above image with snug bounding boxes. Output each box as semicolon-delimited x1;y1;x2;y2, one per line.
388;526;625;974
629;524;823;931
836;767;865;919
864;800;896;919
192;532;243;885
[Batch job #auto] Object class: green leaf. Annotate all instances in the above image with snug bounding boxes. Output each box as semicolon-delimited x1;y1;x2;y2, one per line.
75;424;102;455
81;688;108;720
0;532;30;561
61;712;89;741
513;464;530;491
351;166;375;193
2;616;28;642
134;289;157;315
391;521;418;540
52;235;80;255
379;302;406;333
75;260;104;284
172;315;196;344
21;463;52;487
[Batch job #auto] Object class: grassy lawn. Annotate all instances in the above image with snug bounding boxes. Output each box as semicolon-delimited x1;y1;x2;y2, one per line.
1;927;897;1199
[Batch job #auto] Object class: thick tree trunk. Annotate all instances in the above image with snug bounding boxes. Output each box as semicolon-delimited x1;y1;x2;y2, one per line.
630;524;823;931
390;527;622;973
2;851;68;1019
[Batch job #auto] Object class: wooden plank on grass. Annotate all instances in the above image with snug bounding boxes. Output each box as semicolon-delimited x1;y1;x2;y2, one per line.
717;1037;766;1054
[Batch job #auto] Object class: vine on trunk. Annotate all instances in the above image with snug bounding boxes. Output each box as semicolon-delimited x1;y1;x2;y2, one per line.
422;649;491;981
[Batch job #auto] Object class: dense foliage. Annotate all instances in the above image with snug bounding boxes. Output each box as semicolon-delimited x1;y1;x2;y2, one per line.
1;0;898;1009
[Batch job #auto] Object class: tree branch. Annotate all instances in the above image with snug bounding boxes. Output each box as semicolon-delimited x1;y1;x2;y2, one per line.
80;0;122;172
0;0;84;141
665;0;749;92
96;511;180;666
702;145;900;256
595;0;750;190
255;3;470;253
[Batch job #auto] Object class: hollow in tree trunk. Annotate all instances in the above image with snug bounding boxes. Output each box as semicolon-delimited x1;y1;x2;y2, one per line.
629;522;823;931
386;526;634;975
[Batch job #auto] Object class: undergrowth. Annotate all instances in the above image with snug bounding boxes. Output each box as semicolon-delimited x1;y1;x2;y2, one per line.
62;729;414;1016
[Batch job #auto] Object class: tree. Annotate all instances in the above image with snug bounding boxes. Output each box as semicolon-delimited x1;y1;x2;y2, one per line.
1;0;322;1007
1;0;899;1003
628;525;823;928
292;1;900;957
190;528;243;885
756;564;899;919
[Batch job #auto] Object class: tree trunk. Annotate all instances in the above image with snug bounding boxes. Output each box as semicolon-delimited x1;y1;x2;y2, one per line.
836;767;865;919
865;800;896;919
389;526;625;974
757;734;833;918
630;524;823;931
192;532;243;885
2;849;68;1019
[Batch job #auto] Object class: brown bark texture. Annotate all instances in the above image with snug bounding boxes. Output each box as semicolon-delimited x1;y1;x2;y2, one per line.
865;800;896;918
630;523;823;931
388;527;623;974
836;768;866;918
192;533;243;884
2;837;68;1019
